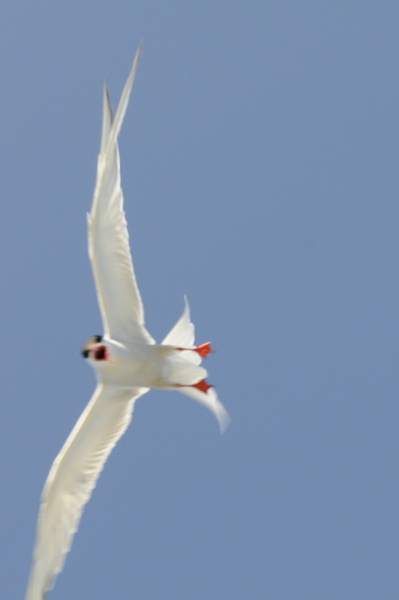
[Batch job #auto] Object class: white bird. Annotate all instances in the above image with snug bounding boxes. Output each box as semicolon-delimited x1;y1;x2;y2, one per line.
25;46;230;600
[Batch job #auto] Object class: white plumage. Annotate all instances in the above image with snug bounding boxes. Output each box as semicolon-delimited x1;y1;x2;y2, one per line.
25;47;230;600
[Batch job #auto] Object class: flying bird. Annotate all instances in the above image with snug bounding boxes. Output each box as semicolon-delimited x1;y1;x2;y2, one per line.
25;46;230;600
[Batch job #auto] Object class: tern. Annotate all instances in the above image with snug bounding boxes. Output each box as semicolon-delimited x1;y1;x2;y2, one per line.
25;46;230;600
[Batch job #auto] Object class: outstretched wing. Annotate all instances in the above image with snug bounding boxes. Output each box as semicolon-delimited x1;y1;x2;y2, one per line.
25;384;147;600
88;46;154;344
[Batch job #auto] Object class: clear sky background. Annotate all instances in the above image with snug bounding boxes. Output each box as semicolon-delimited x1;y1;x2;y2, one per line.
1;2;398;599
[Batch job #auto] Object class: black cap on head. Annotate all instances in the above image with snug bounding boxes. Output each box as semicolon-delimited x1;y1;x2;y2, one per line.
81;335;103;358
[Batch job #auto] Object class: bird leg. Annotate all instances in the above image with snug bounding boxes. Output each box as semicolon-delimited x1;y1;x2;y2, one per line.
176;342;213;358
175;379;213;394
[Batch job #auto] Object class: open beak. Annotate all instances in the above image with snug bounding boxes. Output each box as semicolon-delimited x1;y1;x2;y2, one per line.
92;345;110;361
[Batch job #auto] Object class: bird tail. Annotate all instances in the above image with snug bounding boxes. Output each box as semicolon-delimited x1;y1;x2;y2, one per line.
161;297;231;433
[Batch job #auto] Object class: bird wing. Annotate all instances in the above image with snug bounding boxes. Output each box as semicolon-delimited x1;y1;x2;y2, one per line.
88;46;154;344
25;384;147;600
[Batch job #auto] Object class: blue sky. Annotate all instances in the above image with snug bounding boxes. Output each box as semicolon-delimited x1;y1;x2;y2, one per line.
1;2;399;599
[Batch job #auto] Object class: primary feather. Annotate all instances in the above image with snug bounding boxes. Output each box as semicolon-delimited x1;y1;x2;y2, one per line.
25;386;147;600
89;46;153;344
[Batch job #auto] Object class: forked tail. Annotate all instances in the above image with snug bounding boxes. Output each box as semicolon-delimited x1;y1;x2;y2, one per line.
162;297;231;433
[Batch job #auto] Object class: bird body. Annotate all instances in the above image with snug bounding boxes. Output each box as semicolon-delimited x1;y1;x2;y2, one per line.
83;336;207;389
25;46;230;600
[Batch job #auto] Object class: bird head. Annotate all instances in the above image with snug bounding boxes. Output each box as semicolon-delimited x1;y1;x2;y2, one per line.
81;335;111;362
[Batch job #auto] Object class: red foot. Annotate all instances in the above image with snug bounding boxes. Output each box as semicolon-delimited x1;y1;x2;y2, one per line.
195;342;213;358
176;342;213;358
175;378;213;394
192;379;212;394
